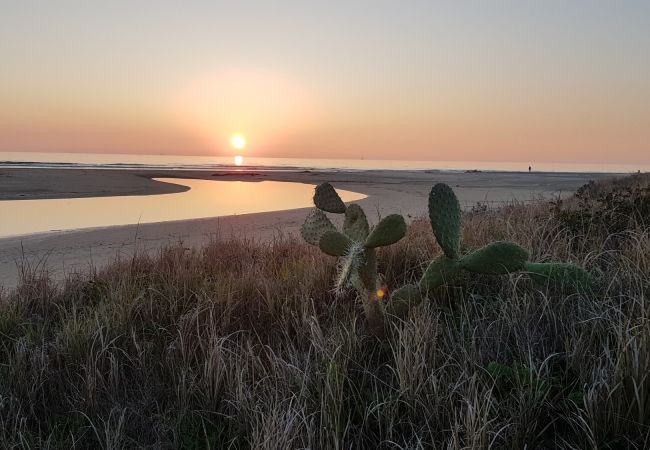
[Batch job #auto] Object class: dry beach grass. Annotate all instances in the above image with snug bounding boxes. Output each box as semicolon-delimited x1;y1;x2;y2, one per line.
1;175;649;449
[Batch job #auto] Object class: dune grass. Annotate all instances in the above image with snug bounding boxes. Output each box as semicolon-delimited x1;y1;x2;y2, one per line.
1;178;649;449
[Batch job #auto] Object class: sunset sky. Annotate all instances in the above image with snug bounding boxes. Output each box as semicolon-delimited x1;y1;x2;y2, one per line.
1;1;649;163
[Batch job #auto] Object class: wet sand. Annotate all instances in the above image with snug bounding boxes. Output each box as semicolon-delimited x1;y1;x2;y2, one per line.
0;167;616;289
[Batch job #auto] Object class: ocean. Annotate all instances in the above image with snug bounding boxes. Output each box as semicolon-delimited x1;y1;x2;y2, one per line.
0;151;645;173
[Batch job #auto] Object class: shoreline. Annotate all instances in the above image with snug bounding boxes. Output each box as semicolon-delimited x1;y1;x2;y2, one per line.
0;167;617;289
0;167;625;201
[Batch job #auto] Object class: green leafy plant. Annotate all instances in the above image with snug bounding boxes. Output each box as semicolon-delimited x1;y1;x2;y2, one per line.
388;183;593;316
301;183;407;332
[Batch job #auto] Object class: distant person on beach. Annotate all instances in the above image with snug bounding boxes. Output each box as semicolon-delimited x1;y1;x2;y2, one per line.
528;166;531;173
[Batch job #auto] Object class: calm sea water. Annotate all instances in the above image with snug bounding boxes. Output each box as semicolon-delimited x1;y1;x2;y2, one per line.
0;151;645;173
0;178;365;238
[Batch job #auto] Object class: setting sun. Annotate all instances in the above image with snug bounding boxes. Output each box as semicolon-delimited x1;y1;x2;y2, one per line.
230;134;246;150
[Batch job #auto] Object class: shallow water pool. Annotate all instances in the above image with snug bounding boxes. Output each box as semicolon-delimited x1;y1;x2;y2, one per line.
0;178;365;238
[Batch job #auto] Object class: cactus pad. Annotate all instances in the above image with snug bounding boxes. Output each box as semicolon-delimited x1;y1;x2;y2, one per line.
420;255;459;294
364;214;407;248
301;209;337;245
384;284;423;317
318;230;352;256
343;204;370;242
314;183;346;213
428;183;461;259
459;241;529;274
524;262;592;289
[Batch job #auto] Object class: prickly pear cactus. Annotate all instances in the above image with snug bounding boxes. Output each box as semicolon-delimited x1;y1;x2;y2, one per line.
302;181;593;328
382;182;593;318
300;182;408;333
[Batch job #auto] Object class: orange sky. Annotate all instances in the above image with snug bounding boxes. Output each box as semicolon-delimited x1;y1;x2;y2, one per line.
1;2;649;163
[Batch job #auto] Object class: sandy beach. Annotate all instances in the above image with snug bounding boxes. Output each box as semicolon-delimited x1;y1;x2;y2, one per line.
0;167;616;289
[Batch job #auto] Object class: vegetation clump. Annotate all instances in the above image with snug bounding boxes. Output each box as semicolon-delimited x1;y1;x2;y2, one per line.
0;175;649;448
552;172;650;238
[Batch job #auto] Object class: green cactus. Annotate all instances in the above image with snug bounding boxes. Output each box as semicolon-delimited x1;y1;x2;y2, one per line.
383;183;592;317
301;182;407;333
424;183;590;295
302;181;593;331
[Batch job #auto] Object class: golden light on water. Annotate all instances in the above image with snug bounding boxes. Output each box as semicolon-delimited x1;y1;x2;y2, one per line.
234;155;244;166
230;133;246;150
